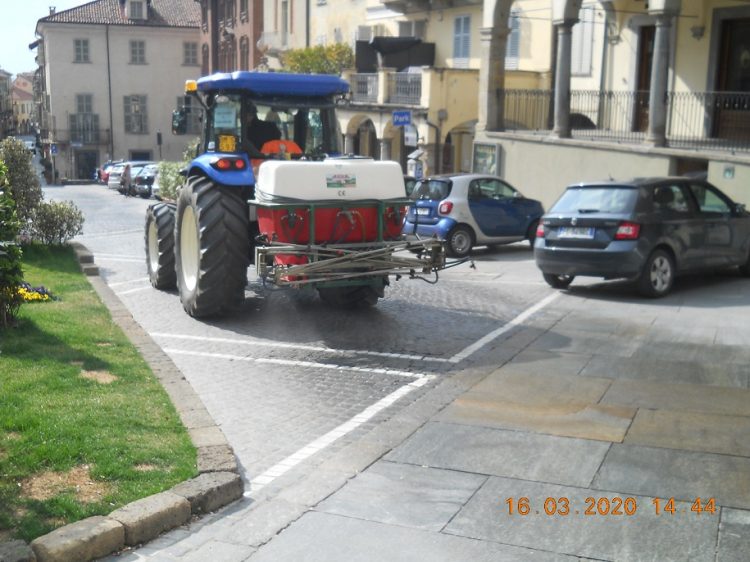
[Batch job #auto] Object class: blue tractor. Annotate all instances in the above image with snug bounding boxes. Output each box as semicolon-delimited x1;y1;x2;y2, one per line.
145;71;445;318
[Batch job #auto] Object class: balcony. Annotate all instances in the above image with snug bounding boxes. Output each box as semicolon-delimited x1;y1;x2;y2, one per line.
346;70;426;106
501;89;750;154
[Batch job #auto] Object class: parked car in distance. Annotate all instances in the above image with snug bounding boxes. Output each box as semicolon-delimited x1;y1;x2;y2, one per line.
133;164;159;199
106;163;127;190
107;161;154;192
534;177;750;297
98;160;123;184
402;174;545;257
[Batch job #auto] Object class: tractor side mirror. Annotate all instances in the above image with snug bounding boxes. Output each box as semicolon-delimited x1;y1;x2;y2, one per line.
172;109;187;135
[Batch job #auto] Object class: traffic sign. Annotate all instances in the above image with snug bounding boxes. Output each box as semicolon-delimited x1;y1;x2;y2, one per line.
392;110;412;126
50;143;58;155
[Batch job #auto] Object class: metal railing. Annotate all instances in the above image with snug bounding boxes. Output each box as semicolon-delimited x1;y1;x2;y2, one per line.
351;73;378;103
501;89;750;153
387;72;421;105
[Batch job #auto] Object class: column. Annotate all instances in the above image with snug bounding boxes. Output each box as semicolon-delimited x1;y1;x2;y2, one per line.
477;26;510;132
646;15;672;146
379;138;392;161
344;133;355;155
553;20;576;138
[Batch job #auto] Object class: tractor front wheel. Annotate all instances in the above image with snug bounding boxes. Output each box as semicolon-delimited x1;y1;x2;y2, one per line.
145;203;177;290
175;176;250;318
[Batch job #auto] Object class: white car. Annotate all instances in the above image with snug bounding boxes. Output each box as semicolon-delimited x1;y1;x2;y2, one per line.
107;163;127;190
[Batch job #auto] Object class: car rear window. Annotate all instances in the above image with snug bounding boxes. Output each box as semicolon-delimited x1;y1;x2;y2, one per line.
409;179;452;201
550;186;638;214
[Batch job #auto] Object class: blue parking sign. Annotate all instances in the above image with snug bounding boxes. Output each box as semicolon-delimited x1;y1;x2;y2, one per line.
392;111;412;126
50;143;58;155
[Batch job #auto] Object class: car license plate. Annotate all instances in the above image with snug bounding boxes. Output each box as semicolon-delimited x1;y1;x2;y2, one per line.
416;207;430;216
558;226;595;239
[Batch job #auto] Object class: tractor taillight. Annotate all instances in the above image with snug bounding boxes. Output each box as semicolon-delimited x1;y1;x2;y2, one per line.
211;157;247;172
438;201;453;215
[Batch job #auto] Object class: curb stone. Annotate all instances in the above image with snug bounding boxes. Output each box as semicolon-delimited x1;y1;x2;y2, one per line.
8;243;244;562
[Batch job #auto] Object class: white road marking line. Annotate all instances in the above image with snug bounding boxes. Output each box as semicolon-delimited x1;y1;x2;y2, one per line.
448;292;560;363
247;374;435;494
163;348;426;379
153;333;451;363
96;256;145;263
108;277;150;288
117;286;154;296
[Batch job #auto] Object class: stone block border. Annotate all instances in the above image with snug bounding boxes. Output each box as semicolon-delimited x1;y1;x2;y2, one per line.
0;243;244;562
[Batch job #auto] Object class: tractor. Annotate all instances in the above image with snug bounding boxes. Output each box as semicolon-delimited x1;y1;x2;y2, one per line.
145;71;446;318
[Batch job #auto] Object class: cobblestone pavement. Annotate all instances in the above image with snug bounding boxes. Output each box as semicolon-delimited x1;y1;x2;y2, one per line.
45;184;750;561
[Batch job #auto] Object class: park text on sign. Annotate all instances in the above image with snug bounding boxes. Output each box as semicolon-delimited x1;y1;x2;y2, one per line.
392;111;412;126
50;144;58;155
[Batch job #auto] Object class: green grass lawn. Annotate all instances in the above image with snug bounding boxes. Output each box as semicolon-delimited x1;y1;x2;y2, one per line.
0;244;197;543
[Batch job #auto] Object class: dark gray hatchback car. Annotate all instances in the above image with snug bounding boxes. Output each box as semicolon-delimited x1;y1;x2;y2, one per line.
534;177;750;297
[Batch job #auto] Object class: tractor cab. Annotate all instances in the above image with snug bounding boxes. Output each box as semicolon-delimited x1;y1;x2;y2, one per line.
172;72;347;183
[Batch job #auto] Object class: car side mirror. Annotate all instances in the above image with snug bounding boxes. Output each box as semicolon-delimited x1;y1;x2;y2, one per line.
172;109;187;135
735;203;747;215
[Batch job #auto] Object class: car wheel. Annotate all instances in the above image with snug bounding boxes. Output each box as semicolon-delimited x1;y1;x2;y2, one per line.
526;220;539;247
543;273;574;289
739;249;750;277
637;249;674;298
446;225;474;258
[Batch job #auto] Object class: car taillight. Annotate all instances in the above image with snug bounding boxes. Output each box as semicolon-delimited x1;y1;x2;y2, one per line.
535;223;545;238
438;201;453;215
614;221;640;240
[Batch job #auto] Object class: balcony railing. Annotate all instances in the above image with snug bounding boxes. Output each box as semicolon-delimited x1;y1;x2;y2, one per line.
351;73;378;103
68;114;103;145
501;89;750;153
387;72;421;105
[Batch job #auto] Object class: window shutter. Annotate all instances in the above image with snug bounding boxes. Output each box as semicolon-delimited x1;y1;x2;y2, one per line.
505;10;520;70
571;6;594;76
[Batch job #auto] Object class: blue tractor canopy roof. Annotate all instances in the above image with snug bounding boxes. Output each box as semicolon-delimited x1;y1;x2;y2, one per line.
196;71;350;97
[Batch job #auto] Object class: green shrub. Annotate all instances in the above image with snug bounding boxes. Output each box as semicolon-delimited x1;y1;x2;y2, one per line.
30;200;85;245
157;161;185;202
0;138;43;225
0;161;23;328
281;44;353;75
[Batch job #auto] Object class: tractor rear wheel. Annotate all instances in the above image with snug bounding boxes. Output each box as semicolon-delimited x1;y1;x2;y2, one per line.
175;176;250;318
145;203;177;290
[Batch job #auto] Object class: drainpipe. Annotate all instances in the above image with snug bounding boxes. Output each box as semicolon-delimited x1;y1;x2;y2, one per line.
106;24;114;159
306;0;310;47
425;118;440;174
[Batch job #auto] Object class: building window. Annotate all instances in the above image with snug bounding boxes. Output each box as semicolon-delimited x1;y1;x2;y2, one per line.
130;0;144;19
201;3;208;31
71;94;99;143
177;96;202;134
184;42;199;65
74;39;90;63
453;15;470;68
281;0;289;47
398;20;426;39
240;0;248;21
130;40;146;64
571;6;594;76
240;36;249;70
505;9;520;70
124;95;148;134
76;94;92;114
202;44;210;75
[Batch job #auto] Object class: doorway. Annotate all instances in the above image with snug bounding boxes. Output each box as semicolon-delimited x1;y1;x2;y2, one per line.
713;18;750;141
75;151;98;181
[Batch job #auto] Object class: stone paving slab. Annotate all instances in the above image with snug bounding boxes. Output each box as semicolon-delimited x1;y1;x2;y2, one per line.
445;476;718;562
593;444;750;510
317;461;487;531
601;379;750;416
717;508;750;561
385;422;610;488
625;409;750;457
436;394;634;442
499;349;592;376
466;371;613;405
580;354;749;388
248;511;584;562
529;329;643;358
